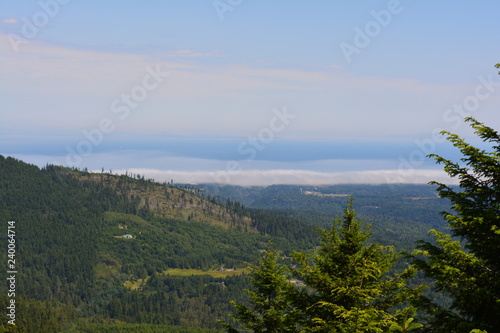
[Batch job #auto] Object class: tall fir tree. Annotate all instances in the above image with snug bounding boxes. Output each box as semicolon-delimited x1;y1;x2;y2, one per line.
220;247;301;332
413;117;500;332
292;199;421;333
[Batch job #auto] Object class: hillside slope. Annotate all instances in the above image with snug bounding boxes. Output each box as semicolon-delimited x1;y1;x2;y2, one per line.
0;156;317;332
79;172;253;231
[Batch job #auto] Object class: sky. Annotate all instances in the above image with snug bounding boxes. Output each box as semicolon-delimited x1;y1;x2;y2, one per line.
1;0;500;186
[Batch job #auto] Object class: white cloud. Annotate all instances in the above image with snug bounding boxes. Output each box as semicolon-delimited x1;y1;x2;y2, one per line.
6;151;457;187
0;29;451;99
0;31;320;96
6;153;455;187
2;30;497;139
1;18;18;24
112;168;458;186
164;49;223;58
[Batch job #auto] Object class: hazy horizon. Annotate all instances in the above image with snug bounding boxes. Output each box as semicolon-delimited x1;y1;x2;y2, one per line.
2;1;499;186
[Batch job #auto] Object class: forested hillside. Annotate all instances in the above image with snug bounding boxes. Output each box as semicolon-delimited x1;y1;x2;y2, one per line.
0;155;318;332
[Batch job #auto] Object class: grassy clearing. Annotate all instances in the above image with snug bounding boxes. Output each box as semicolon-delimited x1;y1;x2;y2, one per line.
123;268;249;290
303;191;350;197
123;279;145;290
104;211;151;228
163;268;248;278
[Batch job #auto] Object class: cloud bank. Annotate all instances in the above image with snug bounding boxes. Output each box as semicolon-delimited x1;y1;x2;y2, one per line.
112;168;458;186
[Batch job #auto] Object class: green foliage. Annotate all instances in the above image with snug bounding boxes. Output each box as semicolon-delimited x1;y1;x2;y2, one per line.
248;209;319;251
0;156;318;330
99;274;251;329
388;308;423;332
292;199;420;332
0;294;76;332
413;117;500;332
220;248;300;332
72;322;222;332
198;183;451;252
226;200;422;332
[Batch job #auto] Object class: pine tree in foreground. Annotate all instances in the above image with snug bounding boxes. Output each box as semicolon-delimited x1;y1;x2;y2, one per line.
412;117;500;333
292;199;421;332
223;200;422;332
219;247;301;332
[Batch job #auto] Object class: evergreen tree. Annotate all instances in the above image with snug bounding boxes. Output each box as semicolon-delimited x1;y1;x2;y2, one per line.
292;199;420;332
220;247;300;332
413;117;500;332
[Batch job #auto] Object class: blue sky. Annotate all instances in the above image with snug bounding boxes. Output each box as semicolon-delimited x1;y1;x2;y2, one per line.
1;0;499;185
